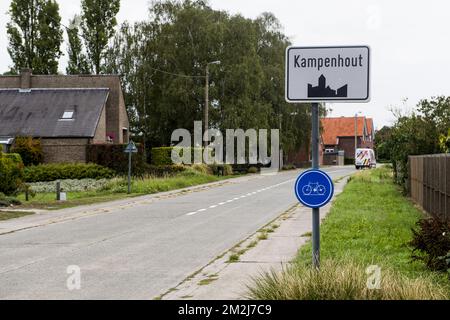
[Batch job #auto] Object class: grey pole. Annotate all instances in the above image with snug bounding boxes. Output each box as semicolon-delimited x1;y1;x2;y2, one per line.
204;65;209;149
56;180;61;201
311;103;320;269
354;113;357;158
128;151;132;194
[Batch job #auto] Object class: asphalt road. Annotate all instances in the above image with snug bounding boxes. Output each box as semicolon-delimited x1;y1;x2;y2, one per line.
0;166;355;299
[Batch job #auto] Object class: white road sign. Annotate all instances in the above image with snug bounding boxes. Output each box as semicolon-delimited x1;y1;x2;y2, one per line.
285;46;370;103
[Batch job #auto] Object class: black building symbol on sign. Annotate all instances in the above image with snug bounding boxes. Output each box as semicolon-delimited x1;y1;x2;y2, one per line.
307;74;348;98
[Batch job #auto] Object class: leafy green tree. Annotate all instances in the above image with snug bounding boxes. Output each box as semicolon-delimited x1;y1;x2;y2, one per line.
105;0;316;155
385;96;450;190
439;129;450;153
10;136;44;166
417;96;450;138
66;15;90;74
374;126;393;161
6;0;63;74
81;0;121;74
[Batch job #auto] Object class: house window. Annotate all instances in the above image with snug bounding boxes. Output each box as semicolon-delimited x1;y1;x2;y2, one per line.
61;111;74;120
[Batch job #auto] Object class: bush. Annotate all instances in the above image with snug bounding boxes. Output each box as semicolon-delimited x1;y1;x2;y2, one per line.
410;216;450;272
248;166;259;174
10;136;44;166
151;147;175;165
209;163;233;176
29;179;110;193
86;144;148;176
246;259;447;300
24;163;115;182
0;152;24;196
151;147;210;166
0;192;22;207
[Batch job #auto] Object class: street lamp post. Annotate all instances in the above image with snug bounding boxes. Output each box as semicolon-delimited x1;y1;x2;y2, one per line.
204;61;221;148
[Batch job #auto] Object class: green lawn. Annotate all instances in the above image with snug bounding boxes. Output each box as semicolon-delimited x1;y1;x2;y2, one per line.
247;167;449;300
0;210;34;221
17;170;232;210
296;166;449;285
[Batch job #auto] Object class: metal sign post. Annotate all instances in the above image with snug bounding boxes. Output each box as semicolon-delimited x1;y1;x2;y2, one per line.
311;102;320;268
124;141;138;194
128;151;132;194
286;45;370;270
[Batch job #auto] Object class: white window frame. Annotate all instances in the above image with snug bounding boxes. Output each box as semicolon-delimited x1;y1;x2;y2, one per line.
60;111;74;120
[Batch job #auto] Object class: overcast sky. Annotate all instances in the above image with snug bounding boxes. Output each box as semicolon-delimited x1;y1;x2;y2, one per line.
1;0;449;129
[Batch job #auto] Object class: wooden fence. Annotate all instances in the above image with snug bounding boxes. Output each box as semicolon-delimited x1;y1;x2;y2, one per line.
409;154;450;221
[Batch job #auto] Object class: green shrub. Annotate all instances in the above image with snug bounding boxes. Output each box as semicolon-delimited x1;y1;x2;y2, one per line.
209;163;233;176
248;166;258;174
223;164;233;176
151;147;209;166
10;136;44;166
24;163;115;182
4;153;23;164
0;152;24;196
410;216;450;272
151;147;175;165
0;192;22;207
29;179;110;193
86;144;147;176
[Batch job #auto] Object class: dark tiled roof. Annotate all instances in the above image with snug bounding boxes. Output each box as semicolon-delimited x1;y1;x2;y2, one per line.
0;88;109;138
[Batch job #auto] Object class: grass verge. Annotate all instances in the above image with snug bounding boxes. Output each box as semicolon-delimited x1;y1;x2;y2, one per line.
247;167;450;300
16;170;232;210
0;211;34;221
247;259;448;300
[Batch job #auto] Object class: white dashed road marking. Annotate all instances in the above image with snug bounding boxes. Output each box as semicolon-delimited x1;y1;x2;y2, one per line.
185;178;296;216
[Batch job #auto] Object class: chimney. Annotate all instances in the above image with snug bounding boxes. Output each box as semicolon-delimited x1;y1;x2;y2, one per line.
20;68;32;89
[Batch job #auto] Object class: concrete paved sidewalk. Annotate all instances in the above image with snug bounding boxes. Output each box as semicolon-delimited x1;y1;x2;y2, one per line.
163;177;349;300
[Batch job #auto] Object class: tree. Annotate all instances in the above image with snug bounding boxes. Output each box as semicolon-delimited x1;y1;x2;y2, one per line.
439;129;450;153
10;136;44;166
104;0;315;155
6;0;63;74
374;126;393;161
417;96;450;137
81;0;121;74
66;15;90;74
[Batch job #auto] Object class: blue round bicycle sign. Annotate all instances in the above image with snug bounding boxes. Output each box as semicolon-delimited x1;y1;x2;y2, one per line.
294;170;334;208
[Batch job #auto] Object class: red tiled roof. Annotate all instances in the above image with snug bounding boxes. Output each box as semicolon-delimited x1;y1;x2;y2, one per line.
321;117;366;146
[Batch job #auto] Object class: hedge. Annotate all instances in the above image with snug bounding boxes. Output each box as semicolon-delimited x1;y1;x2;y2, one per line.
24;163;115;182
0;152;24;195
151;147;212;166
86;143;148;176
10;136;44;166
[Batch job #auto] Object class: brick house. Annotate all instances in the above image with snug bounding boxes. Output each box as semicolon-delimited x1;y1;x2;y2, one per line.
321;116;374;162
0;69;129;163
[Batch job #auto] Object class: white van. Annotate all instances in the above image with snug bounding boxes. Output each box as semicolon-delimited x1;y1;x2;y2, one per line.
355;148;376;169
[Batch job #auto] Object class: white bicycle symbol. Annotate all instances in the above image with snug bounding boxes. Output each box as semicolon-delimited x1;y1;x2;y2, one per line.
302;182;326;196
